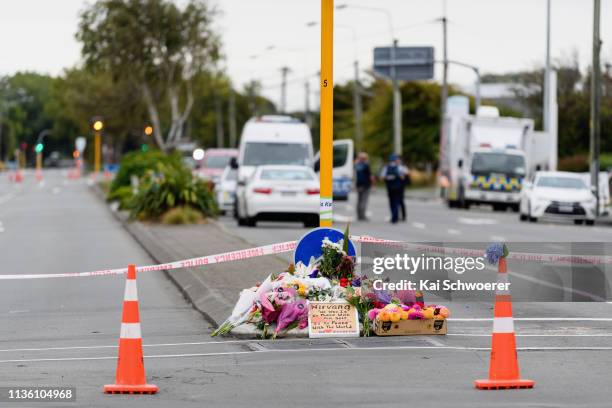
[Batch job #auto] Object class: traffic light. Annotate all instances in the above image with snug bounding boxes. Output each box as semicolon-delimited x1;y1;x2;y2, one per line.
34;143;44;154
144;125;153;136
92;119;104;131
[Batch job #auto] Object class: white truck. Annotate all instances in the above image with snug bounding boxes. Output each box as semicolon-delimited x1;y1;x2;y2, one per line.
442;107;551;211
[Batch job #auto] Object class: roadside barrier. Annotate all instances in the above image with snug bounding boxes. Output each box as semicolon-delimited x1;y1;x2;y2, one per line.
104;265;158;395
474;256;535;390
2;236;611;281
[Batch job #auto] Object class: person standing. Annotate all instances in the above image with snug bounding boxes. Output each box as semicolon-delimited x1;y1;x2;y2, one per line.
398;158;410;222
355;152;373;221
381;154;404;224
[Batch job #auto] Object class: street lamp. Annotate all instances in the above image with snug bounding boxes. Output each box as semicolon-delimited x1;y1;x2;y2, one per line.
336;4;402;155
306;20;363;151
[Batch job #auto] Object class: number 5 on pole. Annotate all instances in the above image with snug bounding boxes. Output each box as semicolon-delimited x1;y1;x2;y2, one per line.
319;0;334;227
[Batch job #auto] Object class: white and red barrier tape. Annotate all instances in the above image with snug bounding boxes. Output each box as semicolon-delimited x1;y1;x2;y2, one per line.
0;235;610;280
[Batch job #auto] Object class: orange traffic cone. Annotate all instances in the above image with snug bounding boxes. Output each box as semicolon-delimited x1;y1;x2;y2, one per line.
104;265;158;394
475;256;534;390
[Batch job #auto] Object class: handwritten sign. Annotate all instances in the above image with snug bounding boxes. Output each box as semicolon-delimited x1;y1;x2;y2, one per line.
308;301;360;338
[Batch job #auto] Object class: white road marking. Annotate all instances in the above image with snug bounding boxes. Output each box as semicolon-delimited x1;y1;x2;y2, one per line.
458;217;498;226
2;345;612;364
52;187;61;195
412;222;426;229
447;228;461;235
490;235;507;242
450;318;612;322
7;310;29;314
0;192;16;205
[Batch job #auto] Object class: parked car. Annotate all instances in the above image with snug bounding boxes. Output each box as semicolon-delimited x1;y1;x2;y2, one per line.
215;166;237;215
519;171;597;225
197;148;238;184
235;165;319;228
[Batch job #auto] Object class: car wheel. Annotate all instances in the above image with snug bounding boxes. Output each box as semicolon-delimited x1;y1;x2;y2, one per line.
511;204;520;212
585;219;595;226
528;216;538;223
303;216;319;228
574;219;584;225
245;217;257;227
519;213;528;221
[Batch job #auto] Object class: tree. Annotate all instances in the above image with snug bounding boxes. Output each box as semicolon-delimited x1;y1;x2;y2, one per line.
77;0;221;151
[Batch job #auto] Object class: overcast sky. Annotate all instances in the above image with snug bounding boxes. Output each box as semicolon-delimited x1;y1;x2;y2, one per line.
1;0;611;112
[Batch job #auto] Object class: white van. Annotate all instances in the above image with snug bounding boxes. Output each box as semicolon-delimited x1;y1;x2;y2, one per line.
314;139;354;200
232;115;314;221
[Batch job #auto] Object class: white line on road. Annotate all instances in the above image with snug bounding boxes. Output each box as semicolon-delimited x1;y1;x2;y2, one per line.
458;217;498;226
412;222;426;229
333;214;353;223
2;345;612;364
490;235;507;242
447;228;461;235
450;317;612;322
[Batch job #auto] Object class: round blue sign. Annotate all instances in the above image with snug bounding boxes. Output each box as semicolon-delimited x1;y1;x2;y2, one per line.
294;227;356;266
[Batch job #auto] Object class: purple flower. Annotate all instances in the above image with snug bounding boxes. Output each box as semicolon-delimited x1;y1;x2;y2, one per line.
351;277;362;287
262;307;280;324
275;300;308;333
374;289;392;304
309;269;319;278
485;242;506;265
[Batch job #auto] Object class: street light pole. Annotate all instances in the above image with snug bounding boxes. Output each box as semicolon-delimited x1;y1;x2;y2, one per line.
336;4;400;154
280;66;291;114
590;0;602;216
543;0;552;132
440;9;449;120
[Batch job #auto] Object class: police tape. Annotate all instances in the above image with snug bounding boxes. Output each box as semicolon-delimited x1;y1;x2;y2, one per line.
0;235;610;280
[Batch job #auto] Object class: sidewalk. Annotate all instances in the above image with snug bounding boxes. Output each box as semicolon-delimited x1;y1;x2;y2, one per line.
91;183;287;328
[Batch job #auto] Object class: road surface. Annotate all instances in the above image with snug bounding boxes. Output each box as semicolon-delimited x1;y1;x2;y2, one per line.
1;170;612;407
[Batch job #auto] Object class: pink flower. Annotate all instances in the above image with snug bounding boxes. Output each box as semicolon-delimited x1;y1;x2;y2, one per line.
275;300;308;333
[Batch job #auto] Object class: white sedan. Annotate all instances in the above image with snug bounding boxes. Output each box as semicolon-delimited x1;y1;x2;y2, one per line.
236;165;320;227
214;166;237;215
519;171;597;225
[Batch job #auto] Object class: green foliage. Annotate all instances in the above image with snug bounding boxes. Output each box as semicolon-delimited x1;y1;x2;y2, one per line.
109;150;182;196
161;206;204;225
129;160;217;221
107;186;134;210
77;0;221;151
363;79;443;167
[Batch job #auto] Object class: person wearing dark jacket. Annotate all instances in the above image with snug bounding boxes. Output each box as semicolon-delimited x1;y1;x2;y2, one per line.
354;152;373;220
380;154;404;224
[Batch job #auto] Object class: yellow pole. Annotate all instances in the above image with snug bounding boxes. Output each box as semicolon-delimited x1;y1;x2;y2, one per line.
36;152;42;172
94;131;101;175
319;0;334;227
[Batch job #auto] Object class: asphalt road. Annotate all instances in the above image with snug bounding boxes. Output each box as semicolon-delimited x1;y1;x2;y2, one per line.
2;170;612;407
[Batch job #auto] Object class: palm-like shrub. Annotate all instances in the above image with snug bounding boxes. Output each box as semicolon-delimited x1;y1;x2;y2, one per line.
129;161;217;221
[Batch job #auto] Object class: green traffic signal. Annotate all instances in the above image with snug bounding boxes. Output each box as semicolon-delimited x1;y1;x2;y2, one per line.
35;143;44;154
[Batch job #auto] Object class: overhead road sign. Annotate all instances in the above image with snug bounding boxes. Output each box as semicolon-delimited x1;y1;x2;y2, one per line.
373;46;434;81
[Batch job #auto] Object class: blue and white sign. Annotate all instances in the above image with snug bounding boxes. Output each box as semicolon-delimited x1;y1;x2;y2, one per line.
294;228;356;266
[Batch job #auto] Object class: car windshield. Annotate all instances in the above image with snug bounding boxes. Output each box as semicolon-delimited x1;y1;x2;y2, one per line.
471;152;525;176
260;169;314;181
205;155;232;169
243;142;310;166
536;176;587;189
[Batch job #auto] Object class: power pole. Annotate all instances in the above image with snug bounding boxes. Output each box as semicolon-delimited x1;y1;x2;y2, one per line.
280;66;291;114
440;14;449;120
590;0;602;216
215;93;224;148
392;39;402;155
543;0;552;132
228;89;237;148
353;60;364;152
